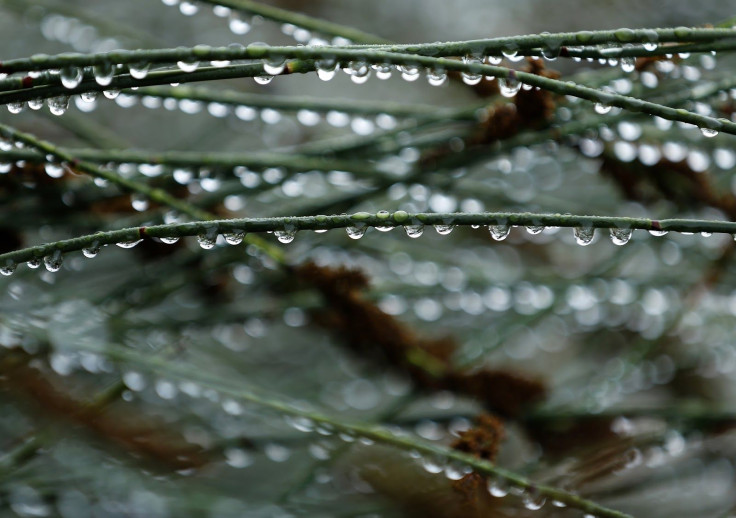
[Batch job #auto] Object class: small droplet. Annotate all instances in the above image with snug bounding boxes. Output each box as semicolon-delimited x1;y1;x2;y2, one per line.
499;77;522;97
346;61;371;84
434;224;454;235
574;226;595;246
82;241;101;258
427;69;447;86
346;226;366;239
594;103;612;114
80;91;98;102
0;262;16;276
275;229;296;243
177;60;199;73
315;58;337;81
224;232;244;245
461;56;482;85
263;58;286;75
27;257;42;269
47;96;70;116
373;63;392;80
60;66;83;89
28;98;44;110
160;236;180;244
489;224;510;241
228;13;251;34
526;225;545;235
522;490;546;511
398;64;420;82
649;229;668;236
44;251;63;272
610;227;632;246
620;57;636;73
116;239;143;248
701;127;719;138
44;163;65;178
197;234;217;249
488;478;509;498
92;62;115;86
254;75;273;85
103;89;120;99
7;102;24;114
404;225;424;238
129;62;150;79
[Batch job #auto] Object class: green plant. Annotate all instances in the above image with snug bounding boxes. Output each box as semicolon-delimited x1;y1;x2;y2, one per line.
2;2;736;517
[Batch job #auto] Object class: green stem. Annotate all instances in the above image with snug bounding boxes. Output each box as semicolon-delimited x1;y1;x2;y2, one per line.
1;211;732;267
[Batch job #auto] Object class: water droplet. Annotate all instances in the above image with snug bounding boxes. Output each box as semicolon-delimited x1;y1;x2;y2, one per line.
103;89;120;99
574;226;595;246
488;478;509;498
373;63;392;80
275;229;296;243
398;64;420;82
0;262;16;276
177;60;199;73
82;241;101;258
27;257;42;269
44;163;65;178
228;13;251;35
264;443;291;462
224;232;244;245
522;490;546;511
44;251;63;272
620;57;636;73
160;235;180;244
594;103;612;114
315;58;337;81
60;66;83;89
80;91;98;102
404;225;424;238
649;229;668;236
420;457;444;474
701;127;719;138
254;75;273;85
197;234;217;249
7;102;24;114
346;225;366;239
47;96;70;115
129;62;150;79
28;98;44;110
610;227;632;246
346;61;371;84
427;69;447;86
434;224;454;235
498;76;521;97
461;56;482;85
117;239;143;248
526;225;545;235
263;58;286;75
93;62;115;86
489;224;510;241
179;1;199;15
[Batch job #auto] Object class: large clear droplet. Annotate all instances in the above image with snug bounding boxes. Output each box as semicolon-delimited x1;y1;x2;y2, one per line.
82;241;101;258
27;257;42;269
160;236;180;244
398;64;420;82
574;226;595;246
7;102;24;114
60;66;83;89
498;77;521;97
177;60;199;73
316;58;337;81
610;227;632;246
594;103;612;114
522;491;546;511
701;127;719;138
228;13;251;35
44;251;64;272
197;234;217;249
434;224;454;235
426;69;447;86
373;63;392;80
0;262;16;276
117;239;143;248
224;232;244;245
28;98;44;110
461;56;482;85
526;225;545;235
93;62;115;86
47;96;70;116
254;75;273;85
346;226;366;239
649;229;668;236
488;478;509;498
489;224;510;241
275;229;296;243
129;62;150;79
44;163;65;178
347;61;371;84
404;225;424;238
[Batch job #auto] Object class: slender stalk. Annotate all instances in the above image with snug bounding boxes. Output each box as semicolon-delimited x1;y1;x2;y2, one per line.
1;211;733;268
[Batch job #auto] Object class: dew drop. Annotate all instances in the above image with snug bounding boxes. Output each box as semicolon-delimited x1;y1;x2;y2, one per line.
129;62;150;79
44;163;65;178
176;60;199;73
197;234;217;249
420;457;444;474
80;91;98;102
461;56;483;85
28;98;44;110
263;58;286;75
254;75;273;85
610;227;632;246
398;64;420;82
275;229;296;243
434;224;454;235
103;89;120;99
0;262;16;276
60;66;83;89
179;1;199;15
498;77;522;97
488;478;509;498
373;63;392;80
701;127;719;138
427;69;447;86
346;226;366;239
315;58;337;81
594;103;612;114
649;229;668;236
224;232;244;245
404;225;424;238
117;239;143;248
47;96;70;115
82;241;101;258
7;102;24;114
228;13;251;35
92;62;115;86
526;225;545;235
44;250;63;272
160;236;180;244
574;226;595;246
27;257;42;269
522;491;546;511
489;224;510;241
347;61;371;84
620;57;636;73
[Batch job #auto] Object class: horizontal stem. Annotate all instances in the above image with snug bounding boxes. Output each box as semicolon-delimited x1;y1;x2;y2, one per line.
0;211;732;267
